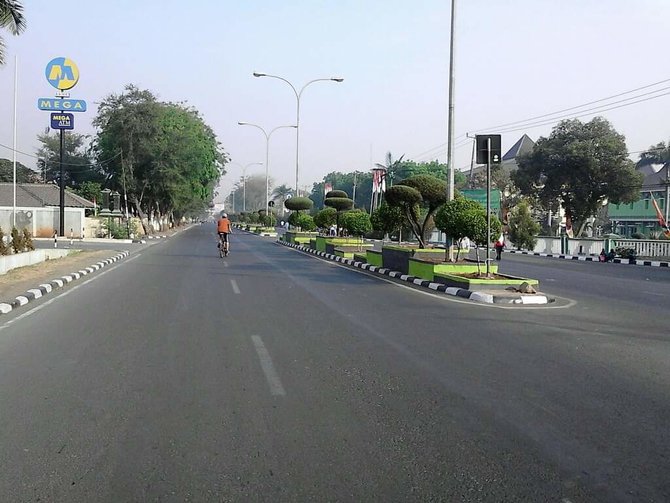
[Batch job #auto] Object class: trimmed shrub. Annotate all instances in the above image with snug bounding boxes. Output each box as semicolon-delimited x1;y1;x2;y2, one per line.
285;197;314;212
340;210;372;238
22;229;35;251
11;227;24;253
314;207;337;229
0;227;8;255
325;189;348;199
289;212;316;231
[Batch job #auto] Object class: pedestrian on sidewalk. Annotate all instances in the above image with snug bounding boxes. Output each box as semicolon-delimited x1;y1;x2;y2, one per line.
494;234;505;261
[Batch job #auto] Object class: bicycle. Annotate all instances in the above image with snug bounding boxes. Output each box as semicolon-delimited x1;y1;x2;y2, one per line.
218;232;229;258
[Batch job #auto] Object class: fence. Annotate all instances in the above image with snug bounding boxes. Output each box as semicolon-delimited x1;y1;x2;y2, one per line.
0;207;85;238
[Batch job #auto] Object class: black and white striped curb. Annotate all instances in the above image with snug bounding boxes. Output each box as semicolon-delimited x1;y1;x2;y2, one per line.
278;241;548;305
506;249;670;268
0;251;130;315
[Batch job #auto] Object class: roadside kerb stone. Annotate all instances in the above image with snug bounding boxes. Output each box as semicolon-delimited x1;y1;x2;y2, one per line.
0;251;130;315
278;240;549;305
506;249;670;268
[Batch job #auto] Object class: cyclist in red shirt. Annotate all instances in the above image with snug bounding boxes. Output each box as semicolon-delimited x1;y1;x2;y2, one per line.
217;213;232;255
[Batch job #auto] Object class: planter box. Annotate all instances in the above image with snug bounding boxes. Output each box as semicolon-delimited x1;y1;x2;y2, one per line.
408;257;498;281
434;272;539;291
284;231;317;245
315;236;366;253
353;253;367;263
366;250;383;267
309;239;317;250
381;245;445;274
334;248;356;259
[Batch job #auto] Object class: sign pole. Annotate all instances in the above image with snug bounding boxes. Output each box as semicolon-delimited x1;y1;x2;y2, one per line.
59;127;65;236
486;137;491;277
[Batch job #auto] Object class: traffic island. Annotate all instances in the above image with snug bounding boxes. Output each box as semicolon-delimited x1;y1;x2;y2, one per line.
278;240;552;305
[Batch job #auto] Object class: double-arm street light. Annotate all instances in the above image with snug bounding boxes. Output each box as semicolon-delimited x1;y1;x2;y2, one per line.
231;161;263;212
237;122;296;222
252;72;343;196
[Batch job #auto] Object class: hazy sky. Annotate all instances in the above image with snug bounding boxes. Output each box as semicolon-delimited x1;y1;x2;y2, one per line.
0;0;668;202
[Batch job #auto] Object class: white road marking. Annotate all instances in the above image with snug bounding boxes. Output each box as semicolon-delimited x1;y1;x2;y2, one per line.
230;279;240;294
223;260;229;268
643;291;665;297
251;335;286;396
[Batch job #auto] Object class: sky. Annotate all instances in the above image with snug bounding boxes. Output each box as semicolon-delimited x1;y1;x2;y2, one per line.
0;0;669;203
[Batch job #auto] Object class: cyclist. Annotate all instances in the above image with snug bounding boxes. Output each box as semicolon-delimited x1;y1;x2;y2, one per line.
217;212;232;255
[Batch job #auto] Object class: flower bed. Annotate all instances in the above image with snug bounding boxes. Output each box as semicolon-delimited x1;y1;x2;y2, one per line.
408;257;498;281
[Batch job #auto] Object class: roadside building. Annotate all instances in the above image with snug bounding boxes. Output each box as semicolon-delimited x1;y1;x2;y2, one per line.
607;162;669;237
0;183;94;237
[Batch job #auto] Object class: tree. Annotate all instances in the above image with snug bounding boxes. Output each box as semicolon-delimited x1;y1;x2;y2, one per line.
324;190;354;234
0;0;25;65
289;212;315;231
384;175;447;248
370;202;405;240
513;117;642;237
272;183;293;216
434;196;480;261
36;130;102;188
73;181;102;205
92;85;226;232
313;207;337;229
435;195;501;271
0;158;40;183
340;210;372;243
508;200;540;251
639;140;669;165
310;171;373;211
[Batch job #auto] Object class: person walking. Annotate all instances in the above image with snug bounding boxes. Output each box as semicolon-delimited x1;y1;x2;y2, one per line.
494;234;505;261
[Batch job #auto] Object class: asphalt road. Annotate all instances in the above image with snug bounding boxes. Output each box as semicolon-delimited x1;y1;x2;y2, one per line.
0;225;668;501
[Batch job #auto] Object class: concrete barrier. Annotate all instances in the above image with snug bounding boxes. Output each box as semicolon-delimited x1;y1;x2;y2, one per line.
0;249;73;275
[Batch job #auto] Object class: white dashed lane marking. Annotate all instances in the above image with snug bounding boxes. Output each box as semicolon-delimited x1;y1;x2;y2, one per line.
251;335;286;396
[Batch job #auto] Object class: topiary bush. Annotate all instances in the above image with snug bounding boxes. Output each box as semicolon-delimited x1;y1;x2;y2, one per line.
0;227;8;255
325;189;348;199
289;212;316;231
314;207;337;230
340;210;372;240
284;197;314;212
22;228;35;251
11;227;25;253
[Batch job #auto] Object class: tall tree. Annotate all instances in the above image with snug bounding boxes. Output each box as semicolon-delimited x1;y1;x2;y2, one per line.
93;85;227;232
0;0;25;65
639;140;669;165
513;117;642;237
36;129;102;187
0;158;40;183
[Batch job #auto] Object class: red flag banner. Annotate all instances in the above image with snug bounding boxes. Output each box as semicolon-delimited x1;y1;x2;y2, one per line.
650;193;667;228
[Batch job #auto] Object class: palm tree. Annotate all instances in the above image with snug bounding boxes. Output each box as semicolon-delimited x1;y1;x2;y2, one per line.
0;1;26;65
271;184;293;216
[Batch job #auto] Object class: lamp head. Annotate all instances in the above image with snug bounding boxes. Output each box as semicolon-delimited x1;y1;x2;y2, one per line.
332;78;344;82
253;72;266;77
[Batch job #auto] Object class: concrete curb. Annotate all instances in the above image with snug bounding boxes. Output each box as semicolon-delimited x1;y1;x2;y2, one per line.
278;241;549;305
0;251;131;315
506;249;670;268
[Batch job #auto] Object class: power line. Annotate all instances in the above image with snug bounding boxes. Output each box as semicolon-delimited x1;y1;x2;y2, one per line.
490;89;670;136
409;77;670;163
0;142;121;167
470;77;670;133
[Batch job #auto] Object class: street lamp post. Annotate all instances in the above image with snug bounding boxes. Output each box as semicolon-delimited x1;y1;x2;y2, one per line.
252;72;343;196
237;122;296;223
232;161;263;212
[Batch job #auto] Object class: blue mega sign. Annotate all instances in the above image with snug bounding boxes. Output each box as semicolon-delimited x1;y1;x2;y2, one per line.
50;113;74;130
37;97;87;112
